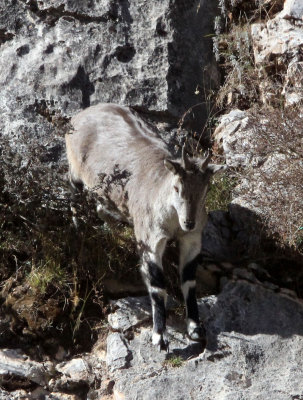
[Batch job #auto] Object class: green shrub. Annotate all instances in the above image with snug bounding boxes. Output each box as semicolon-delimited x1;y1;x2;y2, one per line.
163;355;184;368
206;172;237;212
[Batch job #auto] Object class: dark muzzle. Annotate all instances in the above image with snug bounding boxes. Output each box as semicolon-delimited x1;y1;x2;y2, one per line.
184;220;195;231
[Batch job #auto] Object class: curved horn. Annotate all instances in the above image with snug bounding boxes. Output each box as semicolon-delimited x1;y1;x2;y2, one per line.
200;151;212;170
181;144;191;170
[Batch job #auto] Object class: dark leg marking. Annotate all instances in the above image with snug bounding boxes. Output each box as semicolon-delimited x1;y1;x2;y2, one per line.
70;179;84;192
151;292;166;334
142;261;168;351
186;287;199;323
185;286;206;343
181;254;206;343
148;261;165;289
182;254;202;283
151;292;168;351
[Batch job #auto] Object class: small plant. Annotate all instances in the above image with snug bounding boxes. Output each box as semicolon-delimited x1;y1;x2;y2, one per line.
163;355;184;368
206;172;237;212
27;260;66;295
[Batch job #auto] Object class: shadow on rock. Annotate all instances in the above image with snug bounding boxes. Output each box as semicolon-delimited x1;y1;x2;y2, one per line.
203;204;303;265
168;340;206;360
199;279;303;353
203;204;303;296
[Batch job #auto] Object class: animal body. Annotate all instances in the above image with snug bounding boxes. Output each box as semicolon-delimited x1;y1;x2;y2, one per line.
65;103;224;350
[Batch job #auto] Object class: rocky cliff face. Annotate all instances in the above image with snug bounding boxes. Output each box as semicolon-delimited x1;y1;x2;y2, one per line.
0;0;219;163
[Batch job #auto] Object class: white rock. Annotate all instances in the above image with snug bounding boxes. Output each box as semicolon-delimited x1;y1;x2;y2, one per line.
0;348;48;386
280;0;303;20
0;389;28;400
45;393;81;400
108;296;151;332
213;109;264;168
251;18;303;65
282;60;303;106
56;358;90;382
113;389;126;400
108;296;177;332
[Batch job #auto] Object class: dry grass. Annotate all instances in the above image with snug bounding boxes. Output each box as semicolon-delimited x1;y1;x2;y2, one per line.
234;106;303;254
214;0;285;111
214;23;259;110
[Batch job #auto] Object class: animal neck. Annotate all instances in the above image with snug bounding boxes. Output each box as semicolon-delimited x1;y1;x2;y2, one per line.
151;170;177;220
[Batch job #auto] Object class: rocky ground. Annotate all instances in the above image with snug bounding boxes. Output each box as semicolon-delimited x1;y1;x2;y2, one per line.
2;273;303;400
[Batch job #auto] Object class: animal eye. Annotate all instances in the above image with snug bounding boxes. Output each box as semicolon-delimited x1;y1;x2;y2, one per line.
174;186;179;193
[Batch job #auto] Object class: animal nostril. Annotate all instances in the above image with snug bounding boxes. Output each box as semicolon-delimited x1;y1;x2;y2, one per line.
185;221;195;230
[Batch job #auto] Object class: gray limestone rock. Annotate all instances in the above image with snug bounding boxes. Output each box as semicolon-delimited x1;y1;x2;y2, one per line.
213;109;261;168
45;394;81;400
202;210;235;261
0;0;219;167
282;59;303;106
108;296;151;332
251;0;303;106
106;332;132;372
108;296;177;332
212;103;303;258
0;390;28;400
280;0;303;20
251;17;303;65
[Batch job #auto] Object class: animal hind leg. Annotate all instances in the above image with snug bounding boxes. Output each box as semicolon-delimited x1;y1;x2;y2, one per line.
69;175;84;228
96;199;127;224
179;233;206;344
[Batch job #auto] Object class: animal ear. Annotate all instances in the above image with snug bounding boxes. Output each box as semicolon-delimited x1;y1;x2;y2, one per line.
206;164;227;175
199;152;212;171
164;159;182;175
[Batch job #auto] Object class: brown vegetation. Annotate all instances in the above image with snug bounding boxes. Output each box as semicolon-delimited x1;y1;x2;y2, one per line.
236;107;303;254
0;134;139;352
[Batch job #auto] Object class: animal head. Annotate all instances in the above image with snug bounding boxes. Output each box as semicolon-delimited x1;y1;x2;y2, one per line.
164;147;225;232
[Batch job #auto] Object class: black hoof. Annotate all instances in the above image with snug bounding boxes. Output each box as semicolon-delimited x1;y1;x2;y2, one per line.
159;337;169;353
152;332;169;352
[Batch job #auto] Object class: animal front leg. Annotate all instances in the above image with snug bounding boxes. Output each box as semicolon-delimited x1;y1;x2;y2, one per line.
179;234;206;343
140;240;168;351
